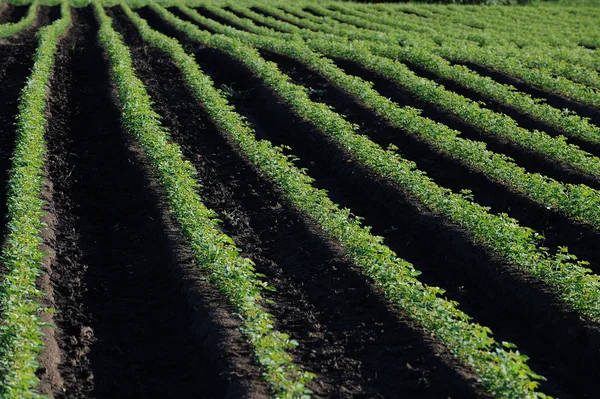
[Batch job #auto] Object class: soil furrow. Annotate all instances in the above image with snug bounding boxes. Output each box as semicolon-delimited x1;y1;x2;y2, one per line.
181;6;600;189
399;59;600;158
0;3;28;24
454;61;600;126
0;5;57;244
42;7;254;399
260;51;600;278
190;7;600;160
118;7;489;398
329;57;600;190
141;7;600;398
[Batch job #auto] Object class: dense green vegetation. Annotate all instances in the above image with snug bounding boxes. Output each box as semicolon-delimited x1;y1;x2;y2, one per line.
0;0;599;398
0;3;70;396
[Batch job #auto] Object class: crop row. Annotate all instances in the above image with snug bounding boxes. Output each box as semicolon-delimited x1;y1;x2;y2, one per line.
129;4;550;398
0;3;70;397
93;3;315;397
354;2;600;51
168;0;599;319
243;5;600;154
156;0;600;354
0;2;36;38
309;4;600;109
380;3;600;71
158;4;600;326
205;4;600;234
0;2;547;398
1;2;598;398
325;3;600;75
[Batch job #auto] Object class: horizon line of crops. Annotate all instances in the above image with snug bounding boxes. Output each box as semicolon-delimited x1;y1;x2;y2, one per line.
123;4;551;398
259;6;600;143
205;5;600;233
287;3;594;92
302;2;600;99
241;5;600;156
344;3;600;71
157;4;600;324
0;2;70;397
314;4;598;71
93;3;315;398
311;4;600;109
0;1;37;38
339;2;600;71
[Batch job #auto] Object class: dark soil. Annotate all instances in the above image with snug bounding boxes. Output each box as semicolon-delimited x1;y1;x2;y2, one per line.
454;61;600;127
40;6;263;399
223;6;274;30
117;6;494;399
249;6;318;32
0;3;28;24
400;58;600;158
306;55;600;276
141;6;600;398
0;3;593;398
579;43;599;50
227;42;600;284
328;57;600;190
0;6;57;244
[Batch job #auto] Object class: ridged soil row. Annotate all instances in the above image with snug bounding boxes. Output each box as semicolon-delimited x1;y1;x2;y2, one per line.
451;61;600;127
168;6;600;284
325;57;600;190
40;6;263;398
0;3;28;24
305;54;600;273
242;5;600;153
0;6;56;243
396;59;600;158
0;5;59;396
142;6;600;398
195;5;600;190
111;6;490;399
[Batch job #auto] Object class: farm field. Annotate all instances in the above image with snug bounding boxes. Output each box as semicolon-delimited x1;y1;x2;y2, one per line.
1;0;600;398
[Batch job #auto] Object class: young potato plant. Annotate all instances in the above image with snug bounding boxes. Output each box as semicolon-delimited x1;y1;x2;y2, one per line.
0;3;70;397
313;4;600;108
231;4;600;152
204;5;600;233
130;5;550;398
93;3;314;398
0;1;37;38
159;4;600;326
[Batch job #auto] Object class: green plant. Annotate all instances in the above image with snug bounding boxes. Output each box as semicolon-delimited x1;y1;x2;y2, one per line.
0;3;71;397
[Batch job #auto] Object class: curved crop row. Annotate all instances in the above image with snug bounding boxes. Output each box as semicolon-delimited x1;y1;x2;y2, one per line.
158;4;600;326
0;2;37;39
0;3;70;397
345;3;600;74
312;4;600;109
184;6;600;235
93;3;314;398
326;4;600;73
344;3;597;52
235;5;600;157
355;3;600;53
124;5;550;398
